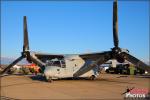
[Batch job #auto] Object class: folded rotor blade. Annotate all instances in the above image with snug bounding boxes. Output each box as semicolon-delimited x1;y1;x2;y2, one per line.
23;16;29;52
0;56;24;74
73;51;112;77
124;53;150;73
113;0;119;48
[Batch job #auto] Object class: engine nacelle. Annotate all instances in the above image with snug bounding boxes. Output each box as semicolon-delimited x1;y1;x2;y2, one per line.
22;51;32;63
116;52;127;63
112;47;129;63
116;56;125;63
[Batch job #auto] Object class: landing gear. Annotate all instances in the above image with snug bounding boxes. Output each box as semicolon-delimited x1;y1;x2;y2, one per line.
47;77;53;83
89;75;96;80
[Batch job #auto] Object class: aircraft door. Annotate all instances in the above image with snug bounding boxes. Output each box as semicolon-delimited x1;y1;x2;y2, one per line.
73;64;78;72
52;61;61;77
59;60;67;78
56;68;60;75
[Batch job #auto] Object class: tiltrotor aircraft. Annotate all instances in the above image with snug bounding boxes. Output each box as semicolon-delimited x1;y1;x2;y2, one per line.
1;0;150;82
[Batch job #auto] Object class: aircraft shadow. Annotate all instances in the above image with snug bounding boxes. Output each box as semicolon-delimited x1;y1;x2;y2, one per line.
29;75;135;84
29;75;47;82
1;74;135;85
30;75;93;82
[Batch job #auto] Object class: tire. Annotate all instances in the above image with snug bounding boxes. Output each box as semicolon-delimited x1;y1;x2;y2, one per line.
89;75;96;80
47;77;53;83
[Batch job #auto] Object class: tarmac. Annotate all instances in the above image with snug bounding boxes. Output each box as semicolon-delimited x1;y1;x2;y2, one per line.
0;74;150;100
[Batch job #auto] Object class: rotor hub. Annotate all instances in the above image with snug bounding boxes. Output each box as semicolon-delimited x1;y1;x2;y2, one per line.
112;47;121;55
21;51;32;62
111;47;129;63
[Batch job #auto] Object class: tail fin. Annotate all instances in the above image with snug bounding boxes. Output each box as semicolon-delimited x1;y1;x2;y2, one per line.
23;16;29;52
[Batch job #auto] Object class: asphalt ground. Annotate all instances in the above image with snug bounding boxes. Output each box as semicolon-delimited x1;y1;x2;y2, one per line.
0;73;150;100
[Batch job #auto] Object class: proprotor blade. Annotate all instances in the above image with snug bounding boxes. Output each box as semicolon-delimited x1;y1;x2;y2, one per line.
29;54;46;72
0;56;24;75
23;16;29;52
113;0;119;48
124;53;150;73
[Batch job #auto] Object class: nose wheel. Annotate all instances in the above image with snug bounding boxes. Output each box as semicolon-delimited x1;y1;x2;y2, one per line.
47;77;53;83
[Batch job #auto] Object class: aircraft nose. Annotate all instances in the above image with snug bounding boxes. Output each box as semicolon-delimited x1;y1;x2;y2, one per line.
44;66;56;80
44;67;52;77
44;68;50;75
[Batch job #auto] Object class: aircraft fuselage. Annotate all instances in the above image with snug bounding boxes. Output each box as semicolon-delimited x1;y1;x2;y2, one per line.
44;55;100;81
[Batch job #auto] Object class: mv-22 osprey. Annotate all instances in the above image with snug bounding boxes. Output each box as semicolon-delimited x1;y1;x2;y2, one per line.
1;0;150;82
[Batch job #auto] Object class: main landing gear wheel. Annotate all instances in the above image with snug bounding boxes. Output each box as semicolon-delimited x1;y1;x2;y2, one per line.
89;75;96;80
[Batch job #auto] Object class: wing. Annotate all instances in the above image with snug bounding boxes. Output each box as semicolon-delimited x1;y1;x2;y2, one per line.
124;53;150;72
34;52;64;63
79;51;112;61
74;51;112;77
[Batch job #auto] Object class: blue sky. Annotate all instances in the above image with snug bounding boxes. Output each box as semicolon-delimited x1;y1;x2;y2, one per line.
1;0;149;62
